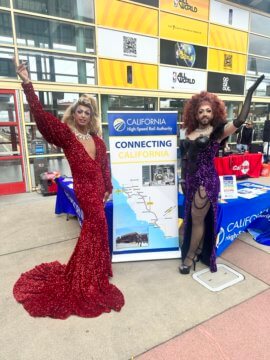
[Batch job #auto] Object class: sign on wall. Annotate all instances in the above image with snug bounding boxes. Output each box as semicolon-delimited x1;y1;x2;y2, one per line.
160;39;207;69
99;59;158;89
160;0;209;21
208;49;247;75
108;111;179;262
96;0;158;36
159;66;207;92
207;72;245;94
209;24;248;53
210;0;249;31
98;28;158;63
160;12;208;45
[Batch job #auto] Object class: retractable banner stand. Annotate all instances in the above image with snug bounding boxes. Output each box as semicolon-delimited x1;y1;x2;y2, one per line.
108;111;180;262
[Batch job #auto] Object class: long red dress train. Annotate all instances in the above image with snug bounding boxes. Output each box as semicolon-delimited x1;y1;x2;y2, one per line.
13;83;125;319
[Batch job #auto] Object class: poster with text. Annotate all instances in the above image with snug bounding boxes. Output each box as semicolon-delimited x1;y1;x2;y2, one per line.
160;12;208;45
207;72;245;94
160;0;209;21
208;48;247;75
98;28;158;63
159;66;207;92
108;111;179;262
160;39;207;69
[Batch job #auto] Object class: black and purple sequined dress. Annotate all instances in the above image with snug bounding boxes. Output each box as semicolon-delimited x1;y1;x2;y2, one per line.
181;138;220;272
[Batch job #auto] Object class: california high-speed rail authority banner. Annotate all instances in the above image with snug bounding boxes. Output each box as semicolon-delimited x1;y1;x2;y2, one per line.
108;111;180;262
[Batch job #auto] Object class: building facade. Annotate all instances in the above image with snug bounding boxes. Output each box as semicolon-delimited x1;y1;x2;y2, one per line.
0;0;270;194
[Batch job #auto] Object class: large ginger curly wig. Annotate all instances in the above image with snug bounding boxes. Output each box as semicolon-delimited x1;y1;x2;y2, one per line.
183;91;227;135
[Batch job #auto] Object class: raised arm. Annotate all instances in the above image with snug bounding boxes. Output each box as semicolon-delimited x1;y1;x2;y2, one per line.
220;75;265;141
16;61;72;148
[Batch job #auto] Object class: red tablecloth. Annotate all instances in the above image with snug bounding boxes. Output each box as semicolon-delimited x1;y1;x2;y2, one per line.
214;153;263;178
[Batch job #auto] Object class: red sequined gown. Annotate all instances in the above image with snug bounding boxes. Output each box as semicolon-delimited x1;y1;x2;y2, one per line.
13;82;125;319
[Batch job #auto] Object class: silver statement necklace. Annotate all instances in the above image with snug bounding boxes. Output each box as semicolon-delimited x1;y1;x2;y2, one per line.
74;129;91;141
195;125;212;133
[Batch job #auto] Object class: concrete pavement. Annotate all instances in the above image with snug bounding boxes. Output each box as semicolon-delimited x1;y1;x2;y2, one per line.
1;177;270;360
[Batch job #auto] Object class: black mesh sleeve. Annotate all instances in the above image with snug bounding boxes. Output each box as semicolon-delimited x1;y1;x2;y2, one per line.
233;75;265;128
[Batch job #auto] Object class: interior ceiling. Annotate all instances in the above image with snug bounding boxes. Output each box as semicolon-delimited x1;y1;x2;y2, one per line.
227;0;270;14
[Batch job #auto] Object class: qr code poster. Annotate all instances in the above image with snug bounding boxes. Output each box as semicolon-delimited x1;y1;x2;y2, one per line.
97;28;158;63
123;36;137;57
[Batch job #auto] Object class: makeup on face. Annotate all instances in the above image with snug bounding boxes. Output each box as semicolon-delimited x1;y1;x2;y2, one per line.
74;105;92;129
197;103;213;126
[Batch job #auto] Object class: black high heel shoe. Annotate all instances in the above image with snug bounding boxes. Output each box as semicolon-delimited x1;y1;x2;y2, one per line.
179;256;196;275
195;247;203;262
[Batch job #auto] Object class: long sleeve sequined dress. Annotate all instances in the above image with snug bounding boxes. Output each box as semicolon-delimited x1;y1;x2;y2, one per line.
181;137;220;272
13;82;125;319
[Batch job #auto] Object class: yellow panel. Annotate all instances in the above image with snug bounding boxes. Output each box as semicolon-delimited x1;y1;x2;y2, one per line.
160;12;208;45
208;49;247;75
96;0;158;36
209;24;248;53
99;59;158;89
160;0;209;21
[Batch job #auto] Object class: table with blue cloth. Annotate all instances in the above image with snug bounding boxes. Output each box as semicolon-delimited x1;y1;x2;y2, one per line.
55;177;270;258
178;182;270;255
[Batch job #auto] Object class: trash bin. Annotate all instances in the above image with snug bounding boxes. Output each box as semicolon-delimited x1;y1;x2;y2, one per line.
40;172;59;196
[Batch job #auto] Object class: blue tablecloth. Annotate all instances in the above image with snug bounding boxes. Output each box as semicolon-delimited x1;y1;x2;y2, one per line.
178;182;270;255
55;177;270;257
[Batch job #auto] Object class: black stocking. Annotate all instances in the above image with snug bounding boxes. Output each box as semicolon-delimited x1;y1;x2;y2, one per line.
182;186;210;267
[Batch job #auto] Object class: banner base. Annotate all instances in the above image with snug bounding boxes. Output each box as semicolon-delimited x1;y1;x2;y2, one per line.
112;250;181;263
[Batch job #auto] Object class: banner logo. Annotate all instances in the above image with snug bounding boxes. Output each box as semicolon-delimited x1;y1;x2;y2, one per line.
175;42;196;67
173;71;195;84
222;76;231;92
232;160;250;174
173;0;197;13
113;118;126;132
224;54;232;69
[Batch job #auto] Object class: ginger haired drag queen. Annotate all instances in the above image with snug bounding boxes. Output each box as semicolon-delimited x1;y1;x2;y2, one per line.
179;75;264;274
13;60;125;318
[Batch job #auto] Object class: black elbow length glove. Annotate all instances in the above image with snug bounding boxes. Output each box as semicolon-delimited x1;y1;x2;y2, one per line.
233;74;265;128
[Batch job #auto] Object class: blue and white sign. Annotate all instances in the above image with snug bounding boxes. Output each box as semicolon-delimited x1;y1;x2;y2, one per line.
109;111;179;262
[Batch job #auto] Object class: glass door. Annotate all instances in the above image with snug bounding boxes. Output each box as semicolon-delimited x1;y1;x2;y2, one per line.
0;90;26;195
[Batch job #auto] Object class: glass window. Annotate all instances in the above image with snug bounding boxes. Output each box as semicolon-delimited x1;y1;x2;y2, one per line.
247;56;270;78
0;159;23;184
26;125;63;155
15;15;95;53
160;98;185;112
102;125;109;150
14;0;94;23
23;90;98;152
249;34;270;58
101;95;157;123
19;51;96;84
0;11;13;44
23;90;95;123
0;47;16;78
227;1;270;14
0;0;10;7
29;156;71;187
245;76;270;97
0;126;21;156
0;94;16;122
251;13;270;37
